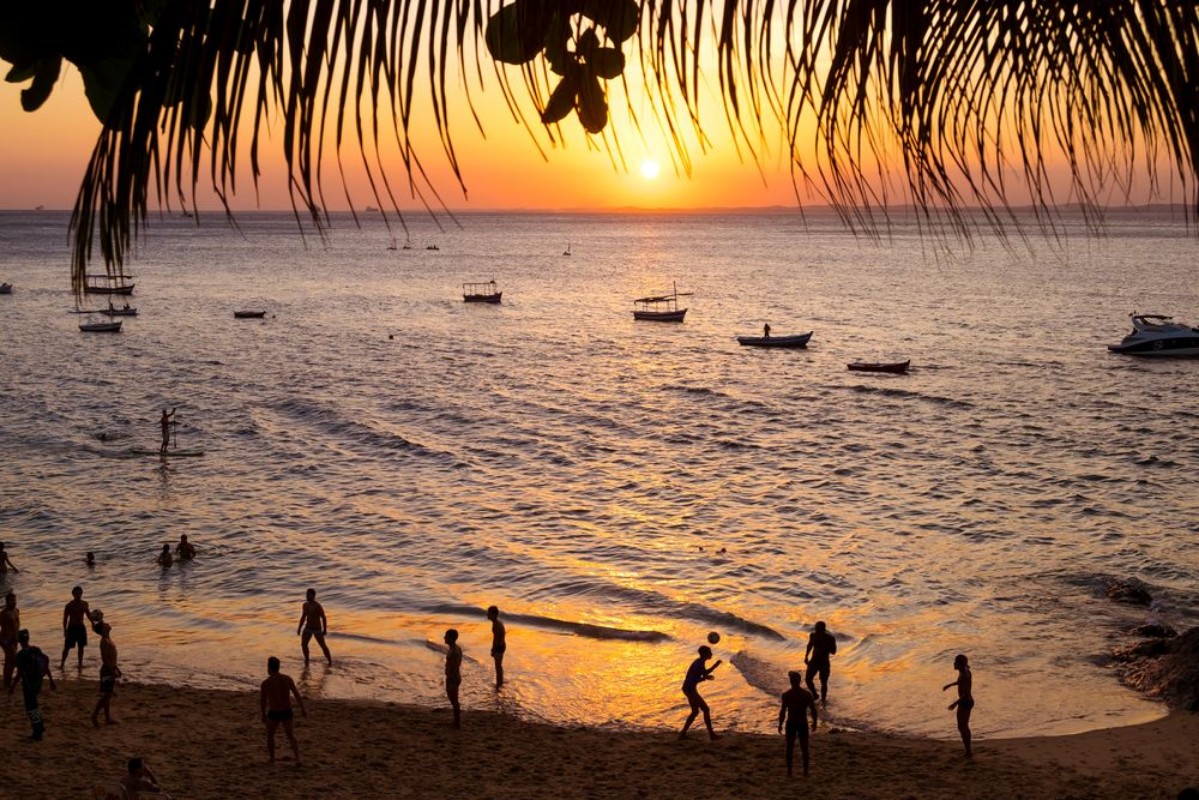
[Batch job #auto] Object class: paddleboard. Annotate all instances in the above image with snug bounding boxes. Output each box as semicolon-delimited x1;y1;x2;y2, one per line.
129;447;206;457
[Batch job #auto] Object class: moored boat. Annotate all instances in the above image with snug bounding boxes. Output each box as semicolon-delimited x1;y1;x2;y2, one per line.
1108;312;1199;356
234;310;268;319
84;275;135;295
633;282;690;322
737;332;813;348
463;280;502;303
80;320;122;333
102;303;138;317
0;282;11;294
847;359;910;374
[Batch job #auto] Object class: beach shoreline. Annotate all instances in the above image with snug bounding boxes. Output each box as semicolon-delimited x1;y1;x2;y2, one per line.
4;678;1195;799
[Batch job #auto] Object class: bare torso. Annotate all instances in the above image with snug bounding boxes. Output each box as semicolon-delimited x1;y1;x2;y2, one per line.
64;599;90;627
261;673;297;712
446;644;462;680
0;607;18;639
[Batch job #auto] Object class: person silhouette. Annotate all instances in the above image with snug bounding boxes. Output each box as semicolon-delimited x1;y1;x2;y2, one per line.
159;408;176;455
260;656;306;764
487;606;506;689
444;629;462;728
678;645;721;740
297;589;333;666
778;670;818;777
803;621;837;704
942;653;974;757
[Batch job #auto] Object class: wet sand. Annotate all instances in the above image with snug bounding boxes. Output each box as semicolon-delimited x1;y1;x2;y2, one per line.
3;679;1196;799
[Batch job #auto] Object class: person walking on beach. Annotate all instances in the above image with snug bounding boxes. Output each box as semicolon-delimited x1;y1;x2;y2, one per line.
487;605;506;689
260;656;306;764
174;534;195;561
0;541;18;573
778;670;818;777
678;645;721;740
159;408;175;455
297;588;332;666
91;612;121;726
61;585;94;669
444;628;462;728
804;621;837;704
942;653;974;757
9;629;55;740
119;756;170;798
156;544;173;569
1;592;19;689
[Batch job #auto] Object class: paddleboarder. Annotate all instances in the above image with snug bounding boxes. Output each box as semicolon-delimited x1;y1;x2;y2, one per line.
159;408;176;455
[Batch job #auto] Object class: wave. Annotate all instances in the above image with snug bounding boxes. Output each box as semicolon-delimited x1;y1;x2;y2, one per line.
841;384;973;410
420;603;669;642
271;396;453;462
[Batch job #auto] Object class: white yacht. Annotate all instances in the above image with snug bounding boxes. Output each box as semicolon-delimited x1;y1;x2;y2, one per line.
1108;313;1199;356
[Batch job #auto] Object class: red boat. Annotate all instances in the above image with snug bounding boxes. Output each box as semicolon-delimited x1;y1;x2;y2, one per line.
847;359;910;374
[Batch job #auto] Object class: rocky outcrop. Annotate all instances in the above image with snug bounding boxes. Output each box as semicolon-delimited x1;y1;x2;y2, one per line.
1113;627;1199;712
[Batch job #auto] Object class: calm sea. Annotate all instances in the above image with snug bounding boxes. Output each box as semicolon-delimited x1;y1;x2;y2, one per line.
0;208;1196;739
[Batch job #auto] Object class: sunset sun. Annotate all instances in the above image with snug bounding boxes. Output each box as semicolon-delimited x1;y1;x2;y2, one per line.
639;159;661;180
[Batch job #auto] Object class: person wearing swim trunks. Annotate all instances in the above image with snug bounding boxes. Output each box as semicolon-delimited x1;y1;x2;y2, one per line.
260;656;306;764
0;541;18;573
803;620;837;704
9;629;56;740
942;653;974;757
444;628;462;728
0;592;19;689
159;408;175;455
678;644;721;740
91;614;121;726
778;670;818;777
487;605;506;689
60;586;93;669
297;588;333;665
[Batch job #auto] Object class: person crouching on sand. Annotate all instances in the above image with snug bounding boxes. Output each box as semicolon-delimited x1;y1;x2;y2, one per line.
942;653;974;757
260;656;306;764
119;757;170;799
679;645;721;740
444;629;463;728
778;670;818;777
91;612;122;727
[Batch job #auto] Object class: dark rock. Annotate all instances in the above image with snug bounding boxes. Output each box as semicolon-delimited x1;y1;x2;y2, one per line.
1127;623;1177;639
1116;627;1199;711
1105;578;1153;605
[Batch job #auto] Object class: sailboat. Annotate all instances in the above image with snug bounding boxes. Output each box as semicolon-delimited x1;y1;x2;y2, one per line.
563;243;572;256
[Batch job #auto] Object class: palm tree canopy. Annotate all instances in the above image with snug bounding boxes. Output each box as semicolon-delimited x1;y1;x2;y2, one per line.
1;1;1196;291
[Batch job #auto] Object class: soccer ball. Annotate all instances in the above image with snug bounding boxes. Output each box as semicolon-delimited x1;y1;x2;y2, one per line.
707;631;721;645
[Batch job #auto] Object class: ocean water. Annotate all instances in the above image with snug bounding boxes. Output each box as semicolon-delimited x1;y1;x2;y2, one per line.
0;208;1196;739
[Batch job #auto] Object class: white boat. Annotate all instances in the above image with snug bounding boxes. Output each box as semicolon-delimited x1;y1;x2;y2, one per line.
1108;312;1199;356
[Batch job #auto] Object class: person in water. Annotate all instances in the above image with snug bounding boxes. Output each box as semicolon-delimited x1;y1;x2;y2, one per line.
487;605;506;689
297;588;332;666
156;545;173;568
85;552;96;567
91;613;121;727
0;541;18;573
444;628;462;728
678;645;721;740
159;408;176;455
778;670;818;777
174;534;195;561
260;656;306;764
0;592;20;689
60;586;93;669
804;620;838;704
763;323;772;338
942;653;974;757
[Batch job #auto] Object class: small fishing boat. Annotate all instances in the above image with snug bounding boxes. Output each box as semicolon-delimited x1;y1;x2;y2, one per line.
633;282;690;322
234;310;268;319
463;280;502;303
737;331;813;348
0;283;11;294
563;243;572;256
426;244;440;251
80;320;122;333
102;303;138;317
847;359;910;374
84;275;135;295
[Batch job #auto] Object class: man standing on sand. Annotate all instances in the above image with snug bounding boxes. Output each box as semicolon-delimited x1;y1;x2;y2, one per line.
159;408;175;455
942;653;974;757
804;620;837;704
91;612;121;726
487;605;506;689
61;585;94;669
260;656;306;764
0;541;18;573
778;670;818;777
1;592;19;689
444;628;462;728
9;629;56;740
678;645;721;741
297;588;333;666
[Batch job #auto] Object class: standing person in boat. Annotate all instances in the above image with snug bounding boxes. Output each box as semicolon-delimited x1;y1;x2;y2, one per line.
156;544;173;569
297;588;333;666
60;585;94;669
763;323;772;338
260;656;306;765
444;628;462;728
91;612;121;726
174;534;196;561
0;541;18;573
678;645;721;741
9;629;56;740
942;653;974;757
778;670;818;777
487;605;506;689
0;592;19;688
803;621;838;705
158;407;176;455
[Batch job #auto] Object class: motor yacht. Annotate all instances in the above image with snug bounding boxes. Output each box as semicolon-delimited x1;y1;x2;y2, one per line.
1108;312;1199;356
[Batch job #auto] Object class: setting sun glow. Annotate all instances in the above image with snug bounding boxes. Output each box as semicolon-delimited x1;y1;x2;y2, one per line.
639;159;661;180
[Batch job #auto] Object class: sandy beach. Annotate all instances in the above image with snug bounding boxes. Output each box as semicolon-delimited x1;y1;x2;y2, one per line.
2;678;1195;799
